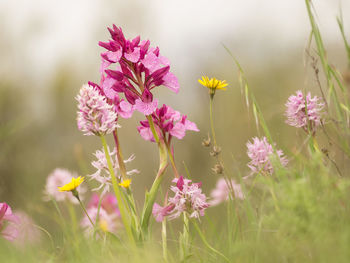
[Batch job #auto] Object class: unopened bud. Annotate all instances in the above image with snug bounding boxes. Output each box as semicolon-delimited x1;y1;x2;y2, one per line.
210;146;221;157
202;134;211;147
212;163;224;174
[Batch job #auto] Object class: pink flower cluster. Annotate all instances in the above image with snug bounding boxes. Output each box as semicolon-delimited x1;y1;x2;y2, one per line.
81;194;121;236
0;203;20;241
89;147;139;195
247;137;288;175
43;168;86;204
138;104;199;142
152;176;209;222
91;25;179;117
285;90;324;132
76;84;119;136
210;178;245;206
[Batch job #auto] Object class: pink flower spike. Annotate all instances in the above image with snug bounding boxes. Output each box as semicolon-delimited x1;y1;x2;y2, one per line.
285;90;324;132
246;137;288;175
134;98;158;116
76;84;119;136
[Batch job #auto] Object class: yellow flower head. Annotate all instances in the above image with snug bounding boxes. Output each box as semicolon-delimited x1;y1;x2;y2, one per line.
58;176;85;192
119;179;131;188
198;76;228;96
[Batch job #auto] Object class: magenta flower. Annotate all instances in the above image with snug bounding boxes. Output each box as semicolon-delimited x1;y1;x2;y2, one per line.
88;193;120;217
152;176;209;221
76;84;119;136
246;137;288;175
0;203;20;241
137;104;199;143
91;25;179;117
210;178;245;206
89;147;139;195
285;90;324;133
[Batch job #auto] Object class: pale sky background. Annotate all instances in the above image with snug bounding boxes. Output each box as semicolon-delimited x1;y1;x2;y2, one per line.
1;0;349;80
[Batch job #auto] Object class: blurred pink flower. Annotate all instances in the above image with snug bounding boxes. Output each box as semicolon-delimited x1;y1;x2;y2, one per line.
89;147;139;195
153;176;209;221
285;90;324;133
88;193;120;217
0;203;20;241
76;84;119;136
246;137;288;175
210;178;245;206
138;104;199;142
43;168;86;204
81;207;120;236
11;211;41;247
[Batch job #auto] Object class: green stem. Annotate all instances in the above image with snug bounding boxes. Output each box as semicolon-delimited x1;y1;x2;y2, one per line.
77;196;94;227
209;97;217;146
165;141;180;178
100;135;135;245
162;219;168;262
192;220;229;262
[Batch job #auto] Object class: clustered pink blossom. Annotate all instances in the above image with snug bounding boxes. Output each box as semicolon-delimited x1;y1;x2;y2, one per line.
152;176;209;222
76;84;119;136
247;137;288;175
89;25;179;117
210;178;245;206
43;168;86;204
89;147;139;195
138;104;199;142
285;90;324;133
81;194;121;236
0;203;20;241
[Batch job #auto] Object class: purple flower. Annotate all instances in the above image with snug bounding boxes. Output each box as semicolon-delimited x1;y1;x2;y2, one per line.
210;178;245;206
152;176;209;221
76;84;119;136
89;147;139;195
246;137;288;175
43;168;86;204
137;104;199;142
285;90;324;133
0;203;20;241
93;26;179;117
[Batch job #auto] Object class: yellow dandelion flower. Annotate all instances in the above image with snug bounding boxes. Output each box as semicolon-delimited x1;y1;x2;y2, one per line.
119;179;131;188
198;76;228;97
58;176;85;192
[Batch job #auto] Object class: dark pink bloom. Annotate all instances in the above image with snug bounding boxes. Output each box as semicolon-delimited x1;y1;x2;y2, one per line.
285;90;324;133
0;203;20;241
137;104;199;143
152;176;209;221
247;137;288;175
91;25;179;117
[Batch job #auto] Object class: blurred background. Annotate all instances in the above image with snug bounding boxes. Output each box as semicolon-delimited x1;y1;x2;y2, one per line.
1;0;350;229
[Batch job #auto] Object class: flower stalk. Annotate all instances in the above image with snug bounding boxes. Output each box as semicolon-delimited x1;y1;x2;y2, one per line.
100;135;135;245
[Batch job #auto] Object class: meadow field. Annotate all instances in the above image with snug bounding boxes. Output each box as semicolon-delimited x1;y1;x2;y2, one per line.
1;1;350;262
